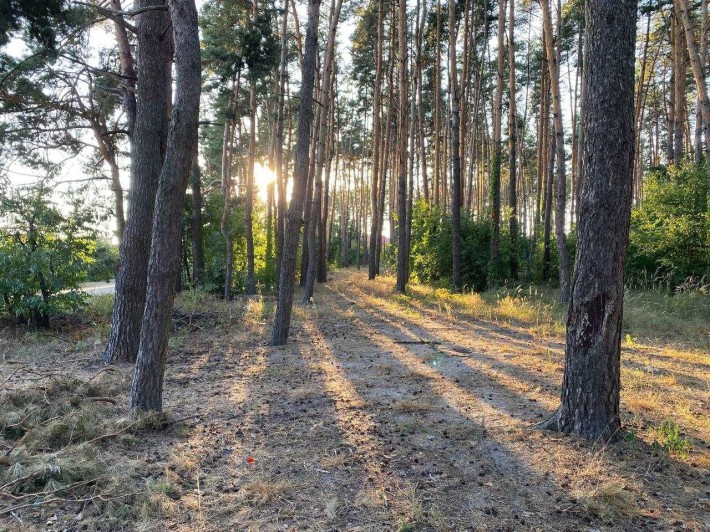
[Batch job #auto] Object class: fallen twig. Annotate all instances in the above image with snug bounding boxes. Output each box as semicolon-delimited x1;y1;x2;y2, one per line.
0;490;133;516
394;339;442;345
0;477;100;501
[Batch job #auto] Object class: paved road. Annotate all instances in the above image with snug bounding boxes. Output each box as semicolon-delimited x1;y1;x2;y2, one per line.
80;281;115;296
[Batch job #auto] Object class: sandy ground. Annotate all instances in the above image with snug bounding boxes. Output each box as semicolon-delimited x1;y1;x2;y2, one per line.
1;269;708;530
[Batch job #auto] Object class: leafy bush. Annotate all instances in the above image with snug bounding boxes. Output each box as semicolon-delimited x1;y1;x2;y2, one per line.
0;186;102;325
409;200;492;291
86;241;118;282
627;163;710;289
194;191;276;295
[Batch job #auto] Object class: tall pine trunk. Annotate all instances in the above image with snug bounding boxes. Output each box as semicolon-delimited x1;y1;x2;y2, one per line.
368;0;386;280
395;0;408;294
103;0;172;364
131;0;200;414
540;0;637;442
271;0;321;345
449;0;462;292
540;0;570;302
489;0;506;284
507;0;518;280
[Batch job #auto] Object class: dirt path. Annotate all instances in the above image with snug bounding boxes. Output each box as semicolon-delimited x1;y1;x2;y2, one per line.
2;270;707;531
153;270;707;531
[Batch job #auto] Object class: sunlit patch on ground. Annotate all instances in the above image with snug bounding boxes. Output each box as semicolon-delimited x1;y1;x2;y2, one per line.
1;270;708;530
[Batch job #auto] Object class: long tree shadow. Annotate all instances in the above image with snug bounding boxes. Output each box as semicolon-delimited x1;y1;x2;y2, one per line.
309;290;593;529
341;277;710;446
335;283;563;416
352;273;567;351
317;276;710;529
162;303;416;530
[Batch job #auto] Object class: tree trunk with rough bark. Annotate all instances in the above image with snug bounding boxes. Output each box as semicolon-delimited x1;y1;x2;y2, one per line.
508;0;518;281
540;0;570;302
540;0;636;442
395;0;408;294
449;0;462;293
368;0;385;280
304;0;343;303
271;0;321;345
131;0;200;414
103;0;172;364
275;5;289;288
489;0;506;284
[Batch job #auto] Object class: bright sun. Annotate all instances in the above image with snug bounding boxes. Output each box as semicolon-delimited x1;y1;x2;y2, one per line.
254;162;276;203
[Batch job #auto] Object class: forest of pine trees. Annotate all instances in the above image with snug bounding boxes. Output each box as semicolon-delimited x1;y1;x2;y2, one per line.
1;0;709;528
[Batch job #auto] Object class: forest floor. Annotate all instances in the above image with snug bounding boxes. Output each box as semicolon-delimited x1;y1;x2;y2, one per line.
0;269;709;531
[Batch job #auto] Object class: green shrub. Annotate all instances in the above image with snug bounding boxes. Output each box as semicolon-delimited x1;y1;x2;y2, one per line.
87;241;118;282
627;162;710;289
654;419;692;455
407;200;520;291
0;186;103;325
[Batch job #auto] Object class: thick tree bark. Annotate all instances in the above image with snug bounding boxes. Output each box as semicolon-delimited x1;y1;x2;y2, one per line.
540;0;636;442
131;0;200;414
304;0;343;303
416;0;428;204
395;0;408;294
449;0;462;293
103;0;172;364
433;0;442;206
271;0;321;345
368;0;386;280
275;5;289;288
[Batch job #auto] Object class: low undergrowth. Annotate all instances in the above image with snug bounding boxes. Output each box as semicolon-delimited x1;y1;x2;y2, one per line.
0;368;186;530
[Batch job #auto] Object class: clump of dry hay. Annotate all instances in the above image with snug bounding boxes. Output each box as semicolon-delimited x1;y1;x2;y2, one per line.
0;368;178;530
240;477;293;507
576;480;639;523
0;372;124;451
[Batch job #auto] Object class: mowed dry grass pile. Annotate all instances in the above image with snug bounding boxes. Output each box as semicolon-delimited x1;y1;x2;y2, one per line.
0;270;708;531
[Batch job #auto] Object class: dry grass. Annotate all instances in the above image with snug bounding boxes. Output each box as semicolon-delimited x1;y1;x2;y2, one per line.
576;480;640;523
394;399;438;413
0;368;184;530
240;477;293;507
1;271;708;530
